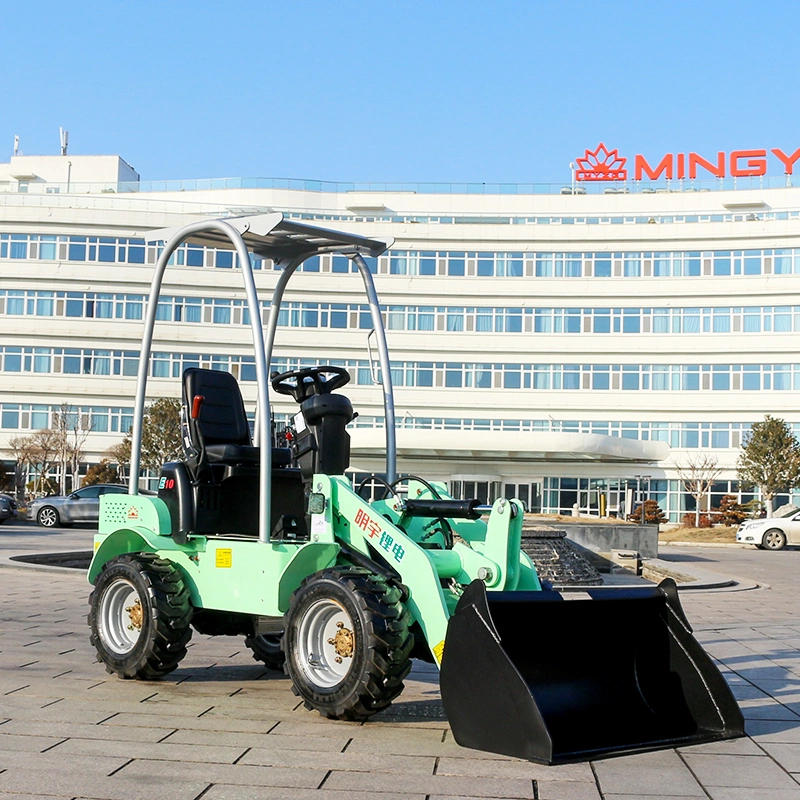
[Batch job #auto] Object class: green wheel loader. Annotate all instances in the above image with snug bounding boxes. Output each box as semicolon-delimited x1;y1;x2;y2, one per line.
87;215;744;764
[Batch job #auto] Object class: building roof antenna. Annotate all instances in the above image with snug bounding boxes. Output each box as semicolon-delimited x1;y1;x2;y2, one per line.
13;135;19;156
59;128;69;156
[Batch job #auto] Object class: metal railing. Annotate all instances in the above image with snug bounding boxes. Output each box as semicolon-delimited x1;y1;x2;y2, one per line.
1;173;795;197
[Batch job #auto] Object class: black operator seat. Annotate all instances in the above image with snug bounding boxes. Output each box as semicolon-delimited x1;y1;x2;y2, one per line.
182;368;291;474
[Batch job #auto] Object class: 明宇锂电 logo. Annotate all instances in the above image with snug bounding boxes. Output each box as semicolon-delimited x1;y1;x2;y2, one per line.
575;143;800;182
575;143;628;181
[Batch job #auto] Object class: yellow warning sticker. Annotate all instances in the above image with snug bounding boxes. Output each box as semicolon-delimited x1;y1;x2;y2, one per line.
433;640;445;664
215;548;232;568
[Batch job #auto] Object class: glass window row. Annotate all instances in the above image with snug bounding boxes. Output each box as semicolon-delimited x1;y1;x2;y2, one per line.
0;403;133;433
539;477;800;524
6;230;800;280
4;289;800;337
281;208;800;228
3;347;800;392
0;233;266;271
383;249;800;278
0;401;780;452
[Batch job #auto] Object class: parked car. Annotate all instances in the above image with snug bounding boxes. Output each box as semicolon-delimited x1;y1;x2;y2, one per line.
0;493;16;523
29;484;130;528
737;504;800;550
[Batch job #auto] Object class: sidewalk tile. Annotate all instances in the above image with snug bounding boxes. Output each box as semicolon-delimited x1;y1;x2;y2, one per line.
759;742;800;772
323;770;536;797
705;789;800;799
241;747;435;774
682;752;799;789
435;757;593;782
747;719;800;742
592;750;705;796
45;735;249;764
201;787;425;800
166;727;350;751
116;757;326;788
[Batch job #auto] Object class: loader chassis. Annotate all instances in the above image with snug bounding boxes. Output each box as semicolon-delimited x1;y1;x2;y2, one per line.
88;215;744;765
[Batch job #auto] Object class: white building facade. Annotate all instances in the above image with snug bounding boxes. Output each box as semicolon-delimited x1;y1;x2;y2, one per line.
1;152;799;521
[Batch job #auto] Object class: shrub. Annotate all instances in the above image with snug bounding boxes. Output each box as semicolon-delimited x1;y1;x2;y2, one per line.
683;512;714;528
714;495;747;526
628;499;667;524
82;459;121;487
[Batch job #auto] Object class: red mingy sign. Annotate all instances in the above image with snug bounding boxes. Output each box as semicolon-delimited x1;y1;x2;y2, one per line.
575;143;800;181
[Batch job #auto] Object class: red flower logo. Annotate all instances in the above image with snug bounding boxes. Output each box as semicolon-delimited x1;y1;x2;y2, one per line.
576;143;627;181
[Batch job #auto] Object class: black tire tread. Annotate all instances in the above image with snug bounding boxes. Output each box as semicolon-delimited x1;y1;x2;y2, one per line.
283;566;413;721
244;634;286;671
88;552;193;680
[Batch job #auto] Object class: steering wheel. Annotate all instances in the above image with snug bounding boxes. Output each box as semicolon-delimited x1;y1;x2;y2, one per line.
270;366;350;403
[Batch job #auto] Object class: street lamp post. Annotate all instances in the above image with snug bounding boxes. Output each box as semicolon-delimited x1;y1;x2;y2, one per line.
634;475;651;524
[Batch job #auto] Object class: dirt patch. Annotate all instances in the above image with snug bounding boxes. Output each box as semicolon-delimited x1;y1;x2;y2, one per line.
658;525;737;544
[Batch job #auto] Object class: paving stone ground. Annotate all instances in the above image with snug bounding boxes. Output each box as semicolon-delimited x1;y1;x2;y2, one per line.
1;523;800;799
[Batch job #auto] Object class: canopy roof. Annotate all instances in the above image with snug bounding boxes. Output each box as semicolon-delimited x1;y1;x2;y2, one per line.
146;212;391;266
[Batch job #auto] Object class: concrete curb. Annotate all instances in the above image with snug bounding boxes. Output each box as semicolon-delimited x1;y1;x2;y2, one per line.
659;540;749;549
647;555;765;592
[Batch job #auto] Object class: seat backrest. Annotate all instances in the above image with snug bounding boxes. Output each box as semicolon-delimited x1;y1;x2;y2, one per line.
183;368;252;451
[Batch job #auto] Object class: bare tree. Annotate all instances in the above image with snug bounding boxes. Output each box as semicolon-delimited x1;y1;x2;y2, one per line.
676;454;722;527
6;436;30;503
9;429;61;497
105;440;131;483
52;403;91;493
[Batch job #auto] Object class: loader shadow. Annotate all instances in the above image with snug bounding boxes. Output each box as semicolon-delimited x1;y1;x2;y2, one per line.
372;697;448;723
162;664;291;683
167;657;441;687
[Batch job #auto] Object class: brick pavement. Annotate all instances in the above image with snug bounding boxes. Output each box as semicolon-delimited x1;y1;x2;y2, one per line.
1;525;800;799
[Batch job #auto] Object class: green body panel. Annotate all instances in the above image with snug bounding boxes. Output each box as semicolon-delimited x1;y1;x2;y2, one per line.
98;493;172;537
91;529;339;616
89;527;190;583
516;550;542;590
88;473;541;666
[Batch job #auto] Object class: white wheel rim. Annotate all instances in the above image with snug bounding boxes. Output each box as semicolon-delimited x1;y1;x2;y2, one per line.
296;599;355;688
100;579;143;655
39;508;56;526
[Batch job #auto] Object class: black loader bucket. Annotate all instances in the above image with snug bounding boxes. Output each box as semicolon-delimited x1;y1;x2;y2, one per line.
439;579;744;765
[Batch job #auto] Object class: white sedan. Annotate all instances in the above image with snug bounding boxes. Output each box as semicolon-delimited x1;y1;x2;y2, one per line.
737;505;800;550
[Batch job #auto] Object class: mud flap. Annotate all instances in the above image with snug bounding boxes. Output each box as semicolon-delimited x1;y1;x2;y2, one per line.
439;579;744;764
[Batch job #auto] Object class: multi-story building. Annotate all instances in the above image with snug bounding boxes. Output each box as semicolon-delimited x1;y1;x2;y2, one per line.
1;150;798;521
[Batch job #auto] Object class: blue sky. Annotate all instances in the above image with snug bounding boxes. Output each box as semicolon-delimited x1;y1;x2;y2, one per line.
4;0;799;184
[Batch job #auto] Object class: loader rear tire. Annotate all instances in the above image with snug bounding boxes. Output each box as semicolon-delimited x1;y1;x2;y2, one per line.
88;553;193;680
244;634;286;671
283;566;413;721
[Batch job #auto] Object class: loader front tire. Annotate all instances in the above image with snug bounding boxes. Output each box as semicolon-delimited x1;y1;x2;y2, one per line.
244;634;286;671
283;567;413;721
88;553;193;680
